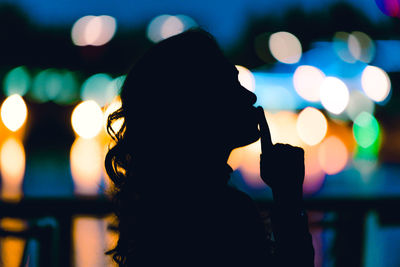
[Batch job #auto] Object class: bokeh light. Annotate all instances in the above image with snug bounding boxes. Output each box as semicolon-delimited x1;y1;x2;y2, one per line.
353;112;380;148
293;65;325;102
346;90;375;121
3;66;31;97
31;68;78;104
0;137;26;201
70;138;103;195
333;32;356;63
256;86;296;111
296;107;328;146
268;111;302;146
375;0;400;18
1;94;28;132
147;14;196;43
71;15;117;46
303;147;325;195
81;73;113;107
348;31;375;63
320;77;349;114
318;136;348;175
71;100;104;139
361;65;391;102
269;31;302;64
235;65;256;92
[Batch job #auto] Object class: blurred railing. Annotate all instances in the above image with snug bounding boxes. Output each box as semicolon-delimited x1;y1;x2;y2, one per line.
1;197;399;267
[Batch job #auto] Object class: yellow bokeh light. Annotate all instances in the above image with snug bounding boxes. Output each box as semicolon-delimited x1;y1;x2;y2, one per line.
361;65;391;102
320;77;349;114
235;65;256;92
269;31;302;64
0;137;25;201
268;111;302;146
70;138;103;195
71;100;103;139
293;65;325;102
318;136;348;175
1;94;27;132
296;107;328;146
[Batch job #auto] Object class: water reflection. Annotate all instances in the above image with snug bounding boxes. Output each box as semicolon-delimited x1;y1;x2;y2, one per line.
0;137;26;201
70;138;103;195
0;218;26;267
73;216;118;267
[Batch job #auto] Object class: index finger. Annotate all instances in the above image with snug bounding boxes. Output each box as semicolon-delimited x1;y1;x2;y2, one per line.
257;106;273;152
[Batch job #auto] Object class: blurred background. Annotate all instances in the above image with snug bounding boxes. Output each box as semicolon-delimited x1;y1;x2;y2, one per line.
0;0;399;266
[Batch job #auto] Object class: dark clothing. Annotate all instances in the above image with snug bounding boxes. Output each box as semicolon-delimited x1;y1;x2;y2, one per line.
127;186;314;266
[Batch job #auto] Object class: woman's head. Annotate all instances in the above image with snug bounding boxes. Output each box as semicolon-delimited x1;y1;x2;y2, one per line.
110;30;259;160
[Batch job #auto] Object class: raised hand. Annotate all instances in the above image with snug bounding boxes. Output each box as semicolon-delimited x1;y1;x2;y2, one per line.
257;107;305;202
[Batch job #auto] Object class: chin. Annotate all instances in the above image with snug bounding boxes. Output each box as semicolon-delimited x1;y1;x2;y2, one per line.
233;128;260;149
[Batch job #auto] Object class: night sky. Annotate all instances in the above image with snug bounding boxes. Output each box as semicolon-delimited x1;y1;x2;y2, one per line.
2;0;389;46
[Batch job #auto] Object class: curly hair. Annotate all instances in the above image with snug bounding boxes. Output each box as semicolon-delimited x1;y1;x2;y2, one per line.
104;29;227;265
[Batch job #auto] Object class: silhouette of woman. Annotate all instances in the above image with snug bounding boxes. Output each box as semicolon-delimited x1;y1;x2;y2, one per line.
105;29;314;266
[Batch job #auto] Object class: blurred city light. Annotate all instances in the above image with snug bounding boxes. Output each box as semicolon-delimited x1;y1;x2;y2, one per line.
375;0;400;18
353;112;380;148
318;136;348;175
268;111;302;146
147;14;197;43
256;85;296;111
348;31;375;63
0;94;28;132
71;15;117;46
235;65;256;92
71;100;103;139
70;138;103;195
303;147;325;195
81;73;113;107
268;31;302;64
293;65;325;102
3;66;31;97
296;107;328;146
0;137;25;201
361;65;391;102
333;32;356;63
54;70;80;105
320;77;349;114
346;90;375;121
